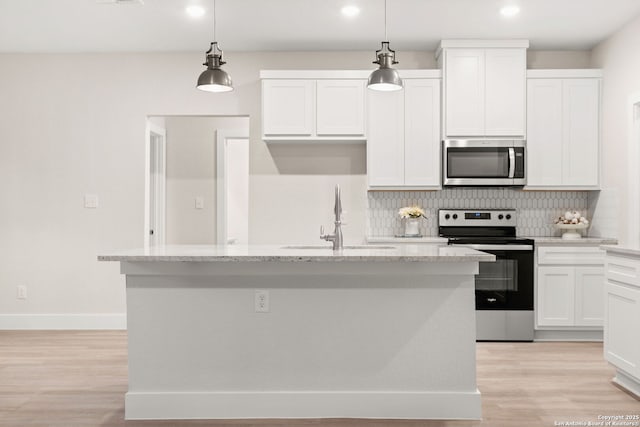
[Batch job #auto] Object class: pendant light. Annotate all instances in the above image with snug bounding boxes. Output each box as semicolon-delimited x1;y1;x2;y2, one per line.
367;0;403;91
196;0;233;92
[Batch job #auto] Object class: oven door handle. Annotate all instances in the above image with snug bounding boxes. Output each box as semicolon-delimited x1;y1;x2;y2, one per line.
462;244;533;251
508;147;516;179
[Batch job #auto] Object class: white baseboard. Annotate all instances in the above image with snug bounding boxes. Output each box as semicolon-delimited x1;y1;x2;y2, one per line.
0;313;126;330
613;370;640;398
125;390;482;420
534;329;603;342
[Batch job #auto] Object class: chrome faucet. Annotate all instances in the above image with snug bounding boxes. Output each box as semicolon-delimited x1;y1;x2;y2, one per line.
320;185;344;251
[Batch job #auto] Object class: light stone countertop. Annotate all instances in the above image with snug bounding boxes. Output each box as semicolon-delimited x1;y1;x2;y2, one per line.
366;236;449;244
98;244;495;263
369;236;618;245
527;236;618;245
600;244;640;256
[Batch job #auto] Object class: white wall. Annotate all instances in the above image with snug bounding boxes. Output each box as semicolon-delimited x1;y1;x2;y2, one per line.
527;50;592;69
590;14;640;243
0;51;431;327
0;49;592;327
163;116;248;245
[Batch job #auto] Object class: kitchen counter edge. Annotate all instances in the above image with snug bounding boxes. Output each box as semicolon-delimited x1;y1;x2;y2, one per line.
528;237;618;245
600;244;640;256
97;244;495;263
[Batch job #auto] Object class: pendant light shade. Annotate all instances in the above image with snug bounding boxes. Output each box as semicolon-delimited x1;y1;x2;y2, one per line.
197;42;233;92
368;41;402;91
196;0;233;93
368;0;402;91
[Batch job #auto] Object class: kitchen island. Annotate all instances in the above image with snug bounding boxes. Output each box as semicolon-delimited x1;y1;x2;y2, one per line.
601;245;640;398
99;244;494;420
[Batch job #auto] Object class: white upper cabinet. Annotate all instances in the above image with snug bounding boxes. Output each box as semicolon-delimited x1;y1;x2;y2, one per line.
563;79;600;186
367;89;405;187
404;79;441;186
367;74;441;189
316;80;365;136
526;70;601;190
261;71;367;142
484;49;526;136
439;41;528;138
444;49;485;136
262;79;315;137
526;79;563;186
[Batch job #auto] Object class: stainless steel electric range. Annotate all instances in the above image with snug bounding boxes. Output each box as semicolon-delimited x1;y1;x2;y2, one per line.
439;209;534;341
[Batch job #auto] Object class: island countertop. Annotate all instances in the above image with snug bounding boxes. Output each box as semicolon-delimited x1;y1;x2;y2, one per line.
98;244;495;263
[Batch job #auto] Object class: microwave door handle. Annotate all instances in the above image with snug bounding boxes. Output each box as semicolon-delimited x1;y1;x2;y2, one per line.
508;147;515;178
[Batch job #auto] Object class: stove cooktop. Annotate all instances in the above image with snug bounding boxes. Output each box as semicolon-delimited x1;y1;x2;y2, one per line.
446;236;535;245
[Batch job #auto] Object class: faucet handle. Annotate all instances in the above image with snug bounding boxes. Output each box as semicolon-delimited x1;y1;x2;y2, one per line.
320;225;325;238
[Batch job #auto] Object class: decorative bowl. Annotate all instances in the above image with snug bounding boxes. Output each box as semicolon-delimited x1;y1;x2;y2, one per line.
555;222;589;239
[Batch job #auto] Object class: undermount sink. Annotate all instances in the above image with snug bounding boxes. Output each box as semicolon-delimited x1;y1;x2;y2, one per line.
281;245;396;250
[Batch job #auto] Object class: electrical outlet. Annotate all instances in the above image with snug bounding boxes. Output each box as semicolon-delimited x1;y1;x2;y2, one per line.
84;194;99;209
254;290;269;313
195;196;204;209
17;285;27;300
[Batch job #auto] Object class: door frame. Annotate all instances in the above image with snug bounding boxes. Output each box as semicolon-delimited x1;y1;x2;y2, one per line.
627;92;640;247
216;129;250;245
144;120;167;247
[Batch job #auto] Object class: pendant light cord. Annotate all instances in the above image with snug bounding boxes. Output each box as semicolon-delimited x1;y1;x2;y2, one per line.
384;0;387;41
213;0;216;41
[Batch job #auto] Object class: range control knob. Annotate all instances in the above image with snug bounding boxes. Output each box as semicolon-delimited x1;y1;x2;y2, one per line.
498;214;504;220
444;214;450;220
452;214;458;220
506;214;512;220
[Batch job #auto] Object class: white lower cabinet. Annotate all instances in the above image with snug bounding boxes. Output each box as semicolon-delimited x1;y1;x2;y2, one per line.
536;245;605;329
537;266;576;326
603;249;640;397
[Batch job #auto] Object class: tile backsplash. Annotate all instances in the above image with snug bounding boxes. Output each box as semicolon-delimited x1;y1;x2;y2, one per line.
367;188;590;237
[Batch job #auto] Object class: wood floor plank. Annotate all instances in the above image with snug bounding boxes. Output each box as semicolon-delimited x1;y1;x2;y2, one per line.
0;331;638;426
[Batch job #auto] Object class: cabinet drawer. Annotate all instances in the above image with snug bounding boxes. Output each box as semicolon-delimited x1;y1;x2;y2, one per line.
606;255;640;287
538;246;605;265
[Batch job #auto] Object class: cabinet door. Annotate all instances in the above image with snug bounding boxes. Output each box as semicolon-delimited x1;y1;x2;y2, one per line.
562;79;600;187
367;89;405;187
444;49;485;137
527;79;563;186
404;79;441;187
605;282;640;376
262;80;315;136
537;266;575;327
484;49;526;137
574;267;605;326
316;79;365;136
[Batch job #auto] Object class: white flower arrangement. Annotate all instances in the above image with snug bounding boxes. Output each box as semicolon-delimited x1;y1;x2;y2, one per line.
554;210;589;225
398;206;426;219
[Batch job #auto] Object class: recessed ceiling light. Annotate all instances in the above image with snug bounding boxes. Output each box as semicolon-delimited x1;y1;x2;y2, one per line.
341;5;360;18
500;5;520;17
186;5;206;18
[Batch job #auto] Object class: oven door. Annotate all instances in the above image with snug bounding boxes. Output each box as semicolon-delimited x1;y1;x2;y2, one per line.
464;244;534;310
443;140;526;186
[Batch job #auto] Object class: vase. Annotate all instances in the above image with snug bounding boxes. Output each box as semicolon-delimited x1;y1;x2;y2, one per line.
404;217;421;236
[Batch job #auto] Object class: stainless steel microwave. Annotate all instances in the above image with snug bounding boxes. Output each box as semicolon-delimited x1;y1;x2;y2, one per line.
442;139;526;187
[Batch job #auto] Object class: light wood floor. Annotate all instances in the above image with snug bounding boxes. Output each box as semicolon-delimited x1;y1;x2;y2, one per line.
0;331;638;427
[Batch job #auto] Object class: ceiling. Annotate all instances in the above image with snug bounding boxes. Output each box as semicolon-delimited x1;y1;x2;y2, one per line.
1;0;640;53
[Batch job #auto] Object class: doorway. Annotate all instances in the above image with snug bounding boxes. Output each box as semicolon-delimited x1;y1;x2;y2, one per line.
217;131;249;245
145;120;166;247
145;116;250;246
